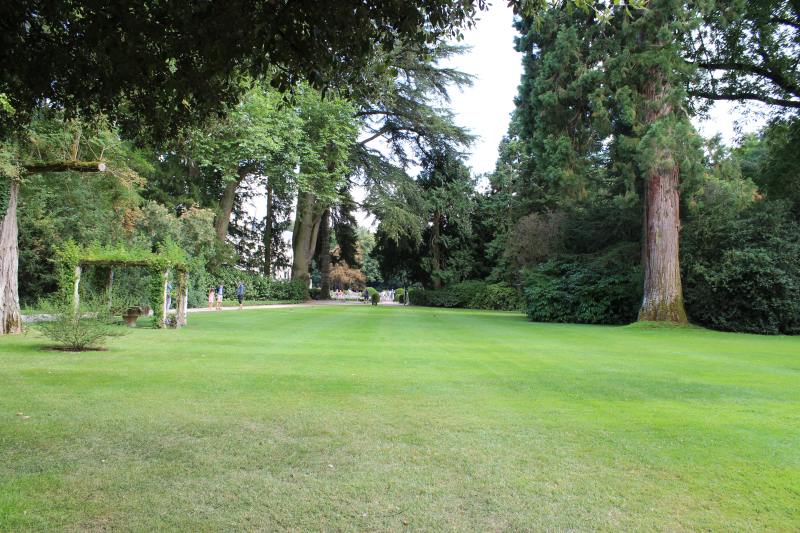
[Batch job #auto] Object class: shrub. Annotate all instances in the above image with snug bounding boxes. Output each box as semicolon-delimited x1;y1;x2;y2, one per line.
38;299;124;351
394;288;405;302
407;287;429;306
472;283;524;311
503;211;567;270
408;281;523;311
682;201;800;334
522;244;642;325
370;291;380;305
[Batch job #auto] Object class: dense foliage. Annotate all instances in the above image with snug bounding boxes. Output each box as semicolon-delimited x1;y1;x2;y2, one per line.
523;246;642;325
683;200;800;334
1;1;484;136
37;298;124;351
409;281;523;311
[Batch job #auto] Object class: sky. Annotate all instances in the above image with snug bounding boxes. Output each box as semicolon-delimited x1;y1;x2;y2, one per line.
441;3;524;176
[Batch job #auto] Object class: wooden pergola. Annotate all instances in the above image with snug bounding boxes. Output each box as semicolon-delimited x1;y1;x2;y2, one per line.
59;243;190;328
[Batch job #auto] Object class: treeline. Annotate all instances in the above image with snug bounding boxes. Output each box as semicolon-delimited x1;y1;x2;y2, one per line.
2;1;799;335
382;0;800;334
1;1;483;329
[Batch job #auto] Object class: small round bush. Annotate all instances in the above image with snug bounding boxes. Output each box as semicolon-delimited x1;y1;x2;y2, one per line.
38;299;125;351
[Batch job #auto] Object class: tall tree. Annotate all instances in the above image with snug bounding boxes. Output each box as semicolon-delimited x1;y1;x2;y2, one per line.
290;90;357;288
512;1;704;322
607;0;702;322
184;86;301;243
417;147;476;289
354;42;475;247
313;188;361;298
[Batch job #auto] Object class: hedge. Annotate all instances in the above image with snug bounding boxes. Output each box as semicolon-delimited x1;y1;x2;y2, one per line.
408;281;523;311
522;244;642;325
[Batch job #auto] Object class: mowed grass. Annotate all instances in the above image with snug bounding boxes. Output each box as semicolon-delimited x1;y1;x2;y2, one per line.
1;306;798;531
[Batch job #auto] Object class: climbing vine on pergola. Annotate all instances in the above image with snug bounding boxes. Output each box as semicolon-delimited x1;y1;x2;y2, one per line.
55;241;190;329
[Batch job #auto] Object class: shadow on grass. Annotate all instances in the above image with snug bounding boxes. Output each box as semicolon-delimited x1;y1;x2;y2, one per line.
39;345;108;353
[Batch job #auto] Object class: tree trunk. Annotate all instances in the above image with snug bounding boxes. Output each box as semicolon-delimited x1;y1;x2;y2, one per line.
216;179;239;242
263;183;273;276
72;265;82;312
638;70;688;323
291;191;324;289
317;208;332;299
215;167;248;242
431;209;443;290
0;181;22;334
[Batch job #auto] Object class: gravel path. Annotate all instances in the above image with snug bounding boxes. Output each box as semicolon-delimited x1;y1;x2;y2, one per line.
22;300;404;322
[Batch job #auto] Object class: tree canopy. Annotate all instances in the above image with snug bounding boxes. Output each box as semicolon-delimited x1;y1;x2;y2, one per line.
0;0;485;137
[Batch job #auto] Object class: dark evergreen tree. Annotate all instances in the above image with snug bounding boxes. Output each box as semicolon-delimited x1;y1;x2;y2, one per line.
510;1;705;323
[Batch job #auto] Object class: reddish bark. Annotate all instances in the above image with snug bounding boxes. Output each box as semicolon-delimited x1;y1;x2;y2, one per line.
638;70;688;323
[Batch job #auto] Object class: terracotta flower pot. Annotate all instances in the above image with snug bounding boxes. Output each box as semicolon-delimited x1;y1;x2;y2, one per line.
122;306;142;327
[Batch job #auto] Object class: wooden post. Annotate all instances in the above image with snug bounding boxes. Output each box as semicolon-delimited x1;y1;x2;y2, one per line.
73;264;82;312
176;270;188;327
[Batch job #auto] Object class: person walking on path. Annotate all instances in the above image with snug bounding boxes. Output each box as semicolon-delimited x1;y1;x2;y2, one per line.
216;284;224;311
236;281;246;310
208;288;215;310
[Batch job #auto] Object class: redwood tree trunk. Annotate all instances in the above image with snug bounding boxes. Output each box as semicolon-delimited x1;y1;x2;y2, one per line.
317;208;332;299
638;70;688;323
0;181;22;335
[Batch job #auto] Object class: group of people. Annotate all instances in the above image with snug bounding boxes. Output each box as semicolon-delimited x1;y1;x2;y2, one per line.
207;281;246;311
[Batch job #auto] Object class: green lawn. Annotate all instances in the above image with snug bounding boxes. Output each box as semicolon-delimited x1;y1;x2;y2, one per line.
1;306;798;531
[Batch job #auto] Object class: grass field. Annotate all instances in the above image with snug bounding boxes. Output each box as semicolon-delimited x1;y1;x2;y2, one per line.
1;305;798;531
